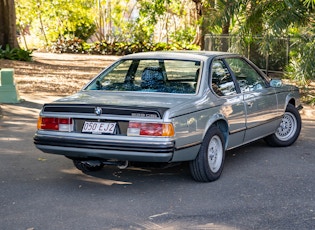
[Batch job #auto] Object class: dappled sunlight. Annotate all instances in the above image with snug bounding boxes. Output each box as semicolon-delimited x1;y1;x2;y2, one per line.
61;168;132;186
0;52;118;96
301;104;315;119
0;148;22;155
21;95;61;105
0;104;39;134
158;221;239;230
61;168;86;175
126;166;151;172
300;119;315;141
79;175;132;186
0;137;23;141
193;223;239;230
59;164;188;186
130;215;241;230
0;103;40;118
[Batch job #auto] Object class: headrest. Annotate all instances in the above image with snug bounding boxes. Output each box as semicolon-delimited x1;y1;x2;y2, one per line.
141;66;165;89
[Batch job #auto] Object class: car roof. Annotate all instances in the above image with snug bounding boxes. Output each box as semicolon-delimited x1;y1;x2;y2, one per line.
120;51;238;61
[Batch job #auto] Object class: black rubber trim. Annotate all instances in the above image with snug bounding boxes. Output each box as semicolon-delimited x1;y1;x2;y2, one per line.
34;135;175;153
42;103;169;118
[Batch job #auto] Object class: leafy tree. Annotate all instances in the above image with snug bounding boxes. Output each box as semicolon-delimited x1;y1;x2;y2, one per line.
134;0;168;42
285;33;315;85
304;0;315;8
243;0;310;36
285;1;315;84
16;0;96;45
95;0;138;42
134;0;198;46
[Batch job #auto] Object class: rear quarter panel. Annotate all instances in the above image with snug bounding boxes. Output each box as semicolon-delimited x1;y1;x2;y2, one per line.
166;94;232;162
274;85;301;111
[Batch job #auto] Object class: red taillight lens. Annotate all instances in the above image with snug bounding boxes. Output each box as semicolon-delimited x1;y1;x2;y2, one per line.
140;123;163;136
127;122;174;137
58;118;72;124
37;117;73;131
38;117;58;130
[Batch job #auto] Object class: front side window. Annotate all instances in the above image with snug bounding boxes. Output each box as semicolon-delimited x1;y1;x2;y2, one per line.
85;59;201;94
224;58;268;93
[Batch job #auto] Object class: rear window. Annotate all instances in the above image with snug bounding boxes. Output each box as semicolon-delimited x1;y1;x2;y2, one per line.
85;59;201;94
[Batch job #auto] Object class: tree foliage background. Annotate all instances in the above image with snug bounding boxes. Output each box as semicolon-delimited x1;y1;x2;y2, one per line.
0;0;314;85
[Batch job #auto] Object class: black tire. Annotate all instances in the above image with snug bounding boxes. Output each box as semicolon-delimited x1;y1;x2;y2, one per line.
190;126;226;182
73;160;104;172
264;103;301;147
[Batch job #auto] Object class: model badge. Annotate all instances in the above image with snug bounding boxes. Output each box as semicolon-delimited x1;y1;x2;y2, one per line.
95;107;102;116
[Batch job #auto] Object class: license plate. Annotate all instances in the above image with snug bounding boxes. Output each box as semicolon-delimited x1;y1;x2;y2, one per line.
82;121;116;134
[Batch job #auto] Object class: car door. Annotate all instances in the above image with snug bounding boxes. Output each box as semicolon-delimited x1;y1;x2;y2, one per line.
224;57;280;142
210;59;246;149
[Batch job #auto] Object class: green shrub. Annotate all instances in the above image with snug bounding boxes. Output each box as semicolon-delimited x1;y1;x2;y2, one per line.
49;37;84;53
70;23;96;41
0;45;32;61
49;39;199;55
285;34;315;85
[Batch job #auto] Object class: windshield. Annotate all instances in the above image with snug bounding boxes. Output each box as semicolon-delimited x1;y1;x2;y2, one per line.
85;59;201;94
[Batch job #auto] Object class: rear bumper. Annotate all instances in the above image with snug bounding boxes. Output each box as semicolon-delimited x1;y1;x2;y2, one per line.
34;133;175;162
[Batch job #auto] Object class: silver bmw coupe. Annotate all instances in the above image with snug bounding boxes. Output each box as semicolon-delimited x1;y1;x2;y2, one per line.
34;51;302;182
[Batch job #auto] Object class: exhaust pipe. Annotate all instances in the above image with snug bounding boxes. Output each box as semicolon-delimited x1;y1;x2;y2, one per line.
118;161;129;169
83;160;103;167
102;160;129;169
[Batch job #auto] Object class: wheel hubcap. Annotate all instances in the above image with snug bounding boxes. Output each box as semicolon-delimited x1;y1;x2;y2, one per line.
207;135;223;173
275;112;297;141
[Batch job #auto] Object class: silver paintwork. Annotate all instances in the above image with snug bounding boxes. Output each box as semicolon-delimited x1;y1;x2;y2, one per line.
34;51;302;163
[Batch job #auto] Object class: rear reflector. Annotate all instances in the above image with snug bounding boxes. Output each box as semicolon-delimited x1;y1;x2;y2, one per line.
127;122;174;137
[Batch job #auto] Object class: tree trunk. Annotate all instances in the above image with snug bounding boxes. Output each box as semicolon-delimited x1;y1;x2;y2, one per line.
221;22;230;52
0;0;19;48
192;0;203;48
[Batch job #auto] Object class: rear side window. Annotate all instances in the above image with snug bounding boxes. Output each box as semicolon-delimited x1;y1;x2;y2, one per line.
85;59;201;94
210;59;237;96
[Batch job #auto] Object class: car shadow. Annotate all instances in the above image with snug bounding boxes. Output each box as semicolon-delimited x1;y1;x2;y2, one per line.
81;161;192;185
0;100;41;121
69;141;267;187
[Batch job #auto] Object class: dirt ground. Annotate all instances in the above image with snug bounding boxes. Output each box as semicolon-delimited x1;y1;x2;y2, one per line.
0;52;118;97
0;52;314;118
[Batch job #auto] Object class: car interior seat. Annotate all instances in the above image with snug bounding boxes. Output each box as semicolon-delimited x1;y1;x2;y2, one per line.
141;66;166;89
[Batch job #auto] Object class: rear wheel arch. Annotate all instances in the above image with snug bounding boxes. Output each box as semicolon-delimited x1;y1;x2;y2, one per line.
213;120;229;149
204;118;229;150
287;98;296;107
190;122;227;182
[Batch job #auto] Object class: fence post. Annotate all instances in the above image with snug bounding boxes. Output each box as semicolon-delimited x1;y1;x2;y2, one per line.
0;68;21;103
286;36;290;67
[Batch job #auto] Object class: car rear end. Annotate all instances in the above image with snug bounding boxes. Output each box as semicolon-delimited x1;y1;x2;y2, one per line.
34;101;178;162
34;51;212;173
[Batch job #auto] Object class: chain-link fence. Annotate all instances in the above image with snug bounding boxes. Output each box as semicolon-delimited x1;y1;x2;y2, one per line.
204;34;298;77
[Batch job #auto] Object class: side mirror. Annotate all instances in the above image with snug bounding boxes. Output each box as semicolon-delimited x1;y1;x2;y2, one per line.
270;79;283;88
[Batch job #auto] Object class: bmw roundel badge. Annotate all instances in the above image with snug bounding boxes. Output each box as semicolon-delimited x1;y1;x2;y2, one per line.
95;107;102;116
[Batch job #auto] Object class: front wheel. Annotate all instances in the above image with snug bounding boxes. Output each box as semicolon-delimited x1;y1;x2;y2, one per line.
264;104;302;147
190;126;226;182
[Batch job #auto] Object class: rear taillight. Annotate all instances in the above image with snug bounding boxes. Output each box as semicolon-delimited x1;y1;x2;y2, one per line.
127;122;174;137
37;117;73;132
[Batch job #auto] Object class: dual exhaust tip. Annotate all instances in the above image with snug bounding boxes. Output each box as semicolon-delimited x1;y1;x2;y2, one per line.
84;160;129;169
